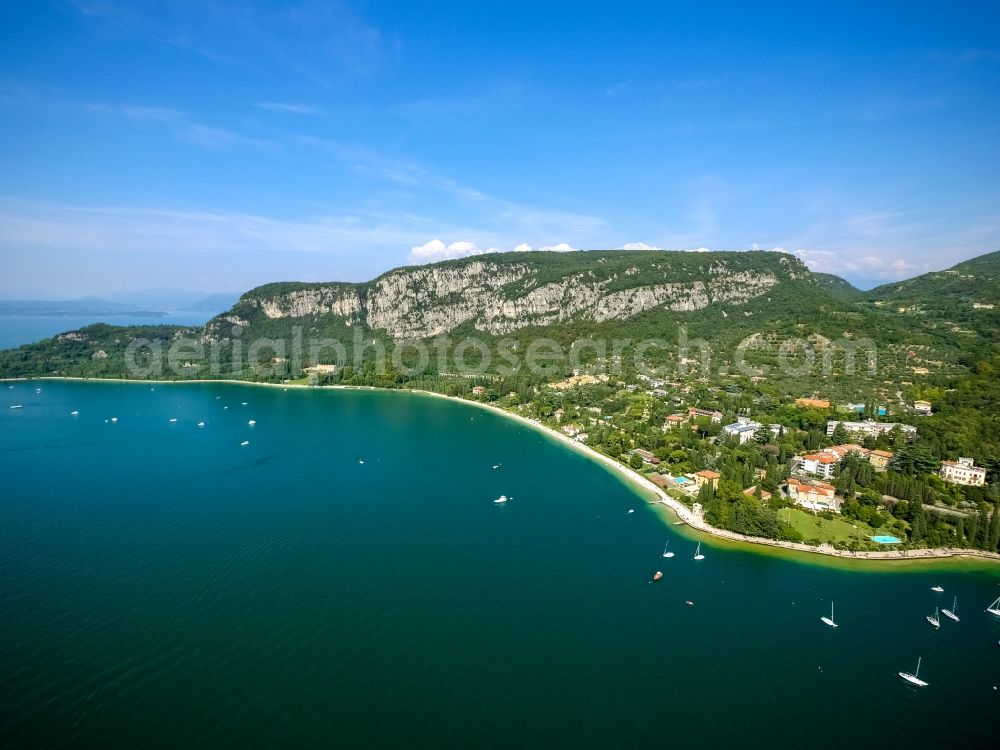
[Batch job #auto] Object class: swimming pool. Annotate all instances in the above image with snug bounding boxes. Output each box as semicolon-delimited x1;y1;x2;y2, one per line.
872;535;902;544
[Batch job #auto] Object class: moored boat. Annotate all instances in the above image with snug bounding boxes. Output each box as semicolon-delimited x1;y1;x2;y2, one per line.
821;601;838;628
926;607;940;629
898;657;928;687
941;597;959;622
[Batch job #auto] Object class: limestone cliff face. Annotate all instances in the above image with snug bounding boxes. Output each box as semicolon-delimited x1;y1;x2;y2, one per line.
209;251;805;340
251;287;363;323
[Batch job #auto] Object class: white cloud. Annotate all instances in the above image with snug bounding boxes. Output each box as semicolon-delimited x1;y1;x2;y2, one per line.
408;239;499;262
618;242;662;250
538;242;579;252
787;248;921;280
514;243;534;252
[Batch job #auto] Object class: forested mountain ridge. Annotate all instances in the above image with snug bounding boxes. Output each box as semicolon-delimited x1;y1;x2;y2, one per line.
1;250;997;402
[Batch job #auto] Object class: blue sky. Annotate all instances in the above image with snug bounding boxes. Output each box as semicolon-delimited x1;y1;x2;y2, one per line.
1;0;999;297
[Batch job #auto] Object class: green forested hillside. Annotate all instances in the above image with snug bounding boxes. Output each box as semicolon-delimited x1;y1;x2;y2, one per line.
0;249;996;402
812;272;863;301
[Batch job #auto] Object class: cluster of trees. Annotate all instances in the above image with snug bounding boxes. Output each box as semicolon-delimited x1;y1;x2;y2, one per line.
697;480;802;542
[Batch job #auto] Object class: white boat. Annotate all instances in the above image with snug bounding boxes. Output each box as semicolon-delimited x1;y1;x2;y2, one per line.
240;440;250;446
197;421;205;427
941;597;959;622
168;418;178;423
70;410;78;416
10;404;22;409
693;542;705;561
930;585;944;592
662;542;674;558
926;607;940;628
821;601;838;628
110;417;118;423
985;596;1000;617
898;657;928;687
248;420;256;426
241;402;247;406
494;495;508;504
492;464;501;469
628;509;635;514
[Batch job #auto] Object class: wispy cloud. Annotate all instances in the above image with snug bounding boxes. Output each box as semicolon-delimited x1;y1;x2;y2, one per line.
0;199;428;258
65;0;389;83
393;81;527;119
0;198;595;269
956;48;1000;63
604;81;631;97
254;101;322;115
88;103;270;149
847;95;947;123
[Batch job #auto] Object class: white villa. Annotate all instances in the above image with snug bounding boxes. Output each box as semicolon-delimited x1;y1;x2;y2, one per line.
825;419;917;440
940;457;986;486
722;417;763;444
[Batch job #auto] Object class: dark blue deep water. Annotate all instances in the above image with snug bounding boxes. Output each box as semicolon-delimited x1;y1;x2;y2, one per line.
1;381;998;748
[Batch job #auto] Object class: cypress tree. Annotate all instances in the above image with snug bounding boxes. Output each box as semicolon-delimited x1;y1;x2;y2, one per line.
990;502;1000;551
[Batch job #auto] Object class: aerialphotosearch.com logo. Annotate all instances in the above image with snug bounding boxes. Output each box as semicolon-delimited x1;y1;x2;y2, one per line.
124;324;879;380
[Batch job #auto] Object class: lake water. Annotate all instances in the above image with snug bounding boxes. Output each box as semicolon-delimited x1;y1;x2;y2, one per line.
1;381;998;748
0;314;210;351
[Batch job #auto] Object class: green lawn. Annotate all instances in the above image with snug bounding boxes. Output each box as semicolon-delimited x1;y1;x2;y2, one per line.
780;507;874;545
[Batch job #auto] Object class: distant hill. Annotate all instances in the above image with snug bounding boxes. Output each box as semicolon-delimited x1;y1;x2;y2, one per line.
867;250;1000;306
102;289;240;315
0;298;167;317
811;273;863;302
862;251;1000;350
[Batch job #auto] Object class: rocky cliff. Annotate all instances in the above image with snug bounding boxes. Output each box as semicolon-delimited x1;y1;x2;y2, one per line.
206;250;814;340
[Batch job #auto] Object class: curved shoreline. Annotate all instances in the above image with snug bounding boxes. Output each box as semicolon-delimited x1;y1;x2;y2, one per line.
9;375;1000;568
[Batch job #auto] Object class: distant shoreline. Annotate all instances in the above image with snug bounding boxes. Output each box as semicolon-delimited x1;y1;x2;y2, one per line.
8;374;1000;568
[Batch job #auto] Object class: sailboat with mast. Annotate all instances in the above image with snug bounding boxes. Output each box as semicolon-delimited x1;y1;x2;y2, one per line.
941;596;959;622
662;542;674;558
926;607;940;629
820;602;837;628
986;596;1000;617
898;657;928;687
693;542;705;561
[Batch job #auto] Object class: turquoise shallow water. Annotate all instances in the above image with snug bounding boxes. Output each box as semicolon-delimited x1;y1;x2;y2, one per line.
1;380;998;748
